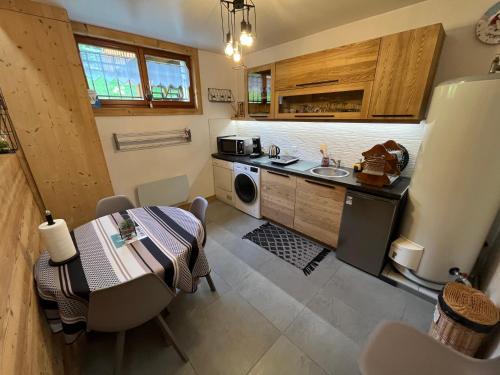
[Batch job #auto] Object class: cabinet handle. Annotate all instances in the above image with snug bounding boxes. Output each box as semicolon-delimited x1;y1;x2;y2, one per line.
294;114;335;118
371;114;415;118
266;170;290;178
250;114;269;118
296;79;339;87
305;179;336;188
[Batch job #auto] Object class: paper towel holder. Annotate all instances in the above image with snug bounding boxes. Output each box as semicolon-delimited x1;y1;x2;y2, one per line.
44;210;80;267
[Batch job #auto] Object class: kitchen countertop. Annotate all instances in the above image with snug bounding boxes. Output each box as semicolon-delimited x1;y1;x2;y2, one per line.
212;153;410;200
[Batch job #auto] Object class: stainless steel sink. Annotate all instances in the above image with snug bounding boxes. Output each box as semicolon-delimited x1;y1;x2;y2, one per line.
309;167;350;178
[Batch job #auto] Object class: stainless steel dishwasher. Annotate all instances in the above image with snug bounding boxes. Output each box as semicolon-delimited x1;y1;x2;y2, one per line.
336;190;402;276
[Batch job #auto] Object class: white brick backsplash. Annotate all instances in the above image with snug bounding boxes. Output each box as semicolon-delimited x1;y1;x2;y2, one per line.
235;120;426;176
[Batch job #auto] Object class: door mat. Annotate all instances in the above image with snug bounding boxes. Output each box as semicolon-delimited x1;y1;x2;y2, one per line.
243;222;330;275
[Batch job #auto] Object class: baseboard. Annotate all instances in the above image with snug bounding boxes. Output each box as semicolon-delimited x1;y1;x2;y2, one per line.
178;195;216;210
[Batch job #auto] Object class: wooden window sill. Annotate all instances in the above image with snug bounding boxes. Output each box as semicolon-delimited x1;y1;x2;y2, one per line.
92;106;203;117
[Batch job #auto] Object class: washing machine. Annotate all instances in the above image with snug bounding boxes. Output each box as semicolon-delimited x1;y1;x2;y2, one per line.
233;163;262;219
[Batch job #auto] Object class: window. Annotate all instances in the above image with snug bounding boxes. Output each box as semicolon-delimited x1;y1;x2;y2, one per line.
75;36;196;109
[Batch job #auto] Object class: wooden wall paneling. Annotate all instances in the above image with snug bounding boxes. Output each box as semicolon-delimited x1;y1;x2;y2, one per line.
0;154;65;375
368;23;445;119
0;6;114;228
0;0;68;21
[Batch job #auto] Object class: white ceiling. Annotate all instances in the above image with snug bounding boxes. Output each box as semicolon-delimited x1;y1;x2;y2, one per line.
39;0;426;53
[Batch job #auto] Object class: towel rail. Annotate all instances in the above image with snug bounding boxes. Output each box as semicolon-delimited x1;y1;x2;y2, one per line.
113;128;191;151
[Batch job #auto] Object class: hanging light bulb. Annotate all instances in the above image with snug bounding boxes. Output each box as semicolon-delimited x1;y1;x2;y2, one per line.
224;32;234;56
240;18;253;46
241;22;253;47
233;42;241;63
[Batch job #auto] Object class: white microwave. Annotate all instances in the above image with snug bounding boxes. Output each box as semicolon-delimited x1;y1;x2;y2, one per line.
217;136;254;155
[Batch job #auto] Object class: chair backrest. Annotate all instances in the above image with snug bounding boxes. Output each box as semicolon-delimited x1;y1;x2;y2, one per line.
87;273;174;332
96;195;135;218
189;196;208;246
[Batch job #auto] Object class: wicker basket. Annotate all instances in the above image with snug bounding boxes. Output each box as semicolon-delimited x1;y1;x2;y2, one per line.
429;282;499;356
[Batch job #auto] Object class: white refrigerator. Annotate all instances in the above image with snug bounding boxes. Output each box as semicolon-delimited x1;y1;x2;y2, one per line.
390;74;500;289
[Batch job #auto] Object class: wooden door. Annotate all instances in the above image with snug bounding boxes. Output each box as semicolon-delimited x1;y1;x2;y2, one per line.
0;5;114;228
245;63;275;119
261;169;296;227
294;178;346;248
368;24;444;120
275;39;380;91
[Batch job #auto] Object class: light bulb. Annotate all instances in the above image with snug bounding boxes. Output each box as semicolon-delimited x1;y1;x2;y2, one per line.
233;50;241;63
240;32;253;47
224;42;234;56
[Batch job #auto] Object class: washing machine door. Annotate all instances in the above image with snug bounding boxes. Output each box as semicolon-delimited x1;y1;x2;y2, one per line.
234;173;257;204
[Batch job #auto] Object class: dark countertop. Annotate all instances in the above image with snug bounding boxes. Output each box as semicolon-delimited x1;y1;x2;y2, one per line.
212;153;410;200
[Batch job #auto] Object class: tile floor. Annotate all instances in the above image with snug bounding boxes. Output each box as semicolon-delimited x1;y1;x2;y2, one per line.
82;201;435;375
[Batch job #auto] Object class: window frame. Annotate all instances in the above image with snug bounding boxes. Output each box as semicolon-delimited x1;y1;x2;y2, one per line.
75;35;196;110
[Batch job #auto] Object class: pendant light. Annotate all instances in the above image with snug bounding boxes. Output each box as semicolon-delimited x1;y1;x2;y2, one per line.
232;42;241;63
220;0;256;63
224;32;234;56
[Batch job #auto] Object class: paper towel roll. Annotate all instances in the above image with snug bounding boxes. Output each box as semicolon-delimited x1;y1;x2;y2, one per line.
38;219;77;264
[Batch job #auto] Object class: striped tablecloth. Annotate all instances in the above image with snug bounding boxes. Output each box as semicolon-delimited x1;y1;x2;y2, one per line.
35;206;210;343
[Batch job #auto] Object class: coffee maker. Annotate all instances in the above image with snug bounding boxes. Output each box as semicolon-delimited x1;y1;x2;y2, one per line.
250;136;262;158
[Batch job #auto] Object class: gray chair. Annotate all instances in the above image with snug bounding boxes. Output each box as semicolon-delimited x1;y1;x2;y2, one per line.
87;273;188;375
96;195;135;218
188;197;216;292
359;321;500;375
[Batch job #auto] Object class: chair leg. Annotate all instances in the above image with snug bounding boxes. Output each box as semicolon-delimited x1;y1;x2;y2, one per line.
205;273;216;292
114;331;126;375
156;315;188;362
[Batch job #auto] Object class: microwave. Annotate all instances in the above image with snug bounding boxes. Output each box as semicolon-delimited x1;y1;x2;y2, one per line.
217;136;254;155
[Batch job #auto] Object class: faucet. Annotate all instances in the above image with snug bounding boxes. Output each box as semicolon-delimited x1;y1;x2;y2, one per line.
330;158;341;168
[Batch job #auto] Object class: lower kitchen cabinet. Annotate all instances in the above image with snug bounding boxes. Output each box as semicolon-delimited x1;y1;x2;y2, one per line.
294;177;346;248
213;159;234;206
261;169;297;227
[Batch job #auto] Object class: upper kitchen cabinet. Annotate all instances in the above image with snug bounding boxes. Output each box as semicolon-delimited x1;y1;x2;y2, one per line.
275;81;373;120
274;39;380;91
245;64;275;119
368;24;445;120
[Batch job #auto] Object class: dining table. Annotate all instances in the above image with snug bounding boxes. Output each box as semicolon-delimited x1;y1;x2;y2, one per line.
35;205;210;343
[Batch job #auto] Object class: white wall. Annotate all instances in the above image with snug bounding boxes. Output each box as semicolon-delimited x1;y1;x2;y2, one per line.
96;50;236;204
236;121;425;176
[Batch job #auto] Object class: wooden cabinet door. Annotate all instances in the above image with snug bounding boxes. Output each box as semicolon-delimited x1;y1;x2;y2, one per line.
261;169;296;227
294;178;346;248
368;24;444;120
245;63;275;119
275;39;380;91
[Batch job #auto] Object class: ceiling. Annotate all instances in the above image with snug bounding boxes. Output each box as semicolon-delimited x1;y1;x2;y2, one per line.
39;0;426;53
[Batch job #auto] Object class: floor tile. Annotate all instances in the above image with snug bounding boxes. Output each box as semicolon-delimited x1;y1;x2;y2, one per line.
307;252;343;288
306;292;381;346
204;238;253;288
166;291;280;375
248;335;327;375
401;291;435;332
258;256;321;304
169;270;232;317
286;308;361;375
236;270;305;331
324;264;407;321
207;221;274;269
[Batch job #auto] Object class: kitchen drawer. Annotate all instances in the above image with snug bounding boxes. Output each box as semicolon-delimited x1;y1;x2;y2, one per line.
212;158;234;170
275;39;380;91
261;169;296;228
294;178;346;248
